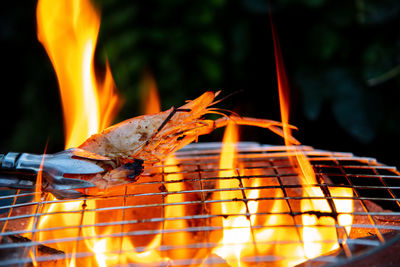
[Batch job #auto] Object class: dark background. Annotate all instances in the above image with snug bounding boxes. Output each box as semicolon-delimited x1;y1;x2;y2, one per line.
1;0;400;168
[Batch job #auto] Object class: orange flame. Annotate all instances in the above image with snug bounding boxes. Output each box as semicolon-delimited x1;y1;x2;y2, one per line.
212;122;306;266
34;0;123;265
139;69;161;115
36;0;120;148
30;0;355;263
213;121;252;266
271;19;353;263
27;146;47;266
33;0;170;263
163;155;191;260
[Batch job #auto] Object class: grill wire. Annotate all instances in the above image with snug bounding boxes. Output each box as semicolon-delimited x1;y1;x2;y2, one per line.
0;142;399;266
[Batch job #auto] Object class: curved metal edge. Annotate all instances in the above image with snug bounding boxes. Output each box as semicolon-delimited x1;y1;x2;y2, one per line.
325;232;400;267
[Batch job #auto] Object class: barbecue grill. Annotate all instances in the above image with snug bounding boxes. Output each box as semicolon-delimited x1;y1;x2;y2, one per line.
0;142;400;266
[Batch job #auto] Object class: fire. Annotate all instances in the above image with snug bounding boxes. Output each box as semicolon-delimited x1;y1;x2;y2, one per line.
139;70;161;115
209;20;355;267
33;0;123;265
26;0;355;264
36;0;120;148
163;155;191;260
213;121;247;266
27;148;46;266
271;19;353;263
33;0;169;264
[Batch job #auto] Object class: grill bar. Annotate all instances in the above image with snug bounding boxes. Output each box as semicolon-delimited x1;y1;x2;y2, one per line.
0;235;394;267
0;143;399;266
2;196;400;227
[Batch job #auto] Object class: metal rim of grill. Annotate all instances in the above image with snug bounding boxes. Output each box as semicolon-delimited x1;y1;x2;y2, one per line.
0;142;400;266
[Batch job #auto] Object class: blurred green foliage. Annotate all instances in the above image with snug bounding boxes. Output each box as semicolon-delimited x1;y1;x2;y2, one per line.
96;0;228;115
287;0;400;144
1;0;400;167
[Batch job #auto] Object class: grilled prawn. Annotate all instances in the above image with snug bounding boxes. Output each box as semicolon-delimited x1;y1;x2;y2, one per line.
76;91;295;193
80;91;219;163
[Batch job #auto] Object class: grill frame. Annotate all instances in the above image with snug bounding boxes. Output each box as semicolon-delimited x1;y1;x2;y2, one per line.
0;142;400;266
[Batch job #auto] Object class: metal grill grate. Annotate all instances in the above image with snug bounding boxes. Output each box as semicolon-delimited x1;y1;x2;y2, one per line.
0;143;400;266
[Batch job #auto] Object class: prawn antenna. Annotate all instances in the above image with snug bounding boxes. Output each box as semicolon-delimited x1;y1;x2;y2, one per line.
143;107;191;150
209;90;243;106
155;107;191;135
207;108;241;118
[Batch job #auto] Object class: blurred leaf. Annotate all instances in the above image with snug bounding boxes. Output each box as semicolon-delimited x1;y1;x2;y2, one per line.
320;1;357;27
308;26;341;61
302;0;326;8
198;57;221;83
105;31;139;59
296;69;330;120
297;69;378;143
101;5;137;31
242;0;269;13
363;42;397;81
185;5;215;25
279;0;326;8
329;70;375;143
211;0;226;7
199;33;223;55
362;0;400;24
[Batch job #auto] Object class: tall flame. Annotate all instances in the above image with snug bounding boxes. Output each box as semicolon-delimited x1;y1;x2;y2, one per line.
33;1;170;261
270;19;353;262
36;0;120;148
34;0;121;265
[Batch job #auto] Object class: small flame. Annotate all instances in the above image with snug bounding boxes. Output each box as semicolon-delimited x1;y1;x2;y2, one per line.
93;239;107;267
213;121;252;266
163;155;191;260
330;187;353;235
27;146;48;266
139;69;161;115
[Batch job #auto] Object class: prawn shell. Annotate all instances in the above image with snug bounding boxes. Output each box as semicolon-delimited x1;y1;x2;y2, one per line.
79;91;218;162
79;110;172;160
